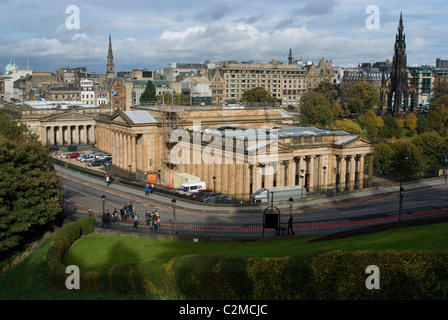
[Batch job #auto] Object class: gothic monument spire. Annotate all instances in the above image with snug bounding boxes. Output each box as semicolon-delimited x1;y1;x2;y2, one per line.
387;12;414;116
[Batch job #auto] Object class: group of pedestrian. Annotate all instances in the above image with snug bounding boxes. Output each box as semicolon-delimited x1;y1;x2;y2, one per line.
101;200;162;232
145;209;161;231
144;183;155;197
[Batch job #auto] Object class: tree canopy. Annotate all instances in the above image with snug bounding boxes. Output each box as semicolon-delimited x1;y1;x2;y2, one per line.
241;87;276;103
140;80;157;103
345;81;381;114
0;111;64;260
299;92;334;128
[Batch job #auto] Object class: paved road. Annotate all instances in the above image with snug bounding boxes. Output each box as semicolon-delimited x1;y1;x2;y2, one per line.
57;163;448;221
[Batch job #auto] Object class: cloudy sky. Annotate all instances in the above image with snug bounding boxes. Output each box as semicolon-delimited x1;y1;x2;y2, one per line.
1;0;447;74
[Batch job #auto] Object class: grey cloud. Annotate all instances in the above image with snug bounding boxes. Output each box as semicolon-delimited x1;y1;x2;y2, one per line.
294;0;338;17
193;2;233;22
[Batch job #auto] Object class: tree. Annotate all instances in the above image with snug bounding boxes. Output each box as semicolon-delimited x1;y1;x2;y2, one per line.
0;111;64;260
416;115;430;134
299;92;334;128
330;102;345;118
427;96;448;134
380;115;401;139
241;87;276;104
404;113;418;132
313;80;343;105
411;131;445;166
140;80;157;103
391;140;426;176
157;92;189;105
358;110;384;137
346;81;381;114
332;119;363;133
373;142;395;173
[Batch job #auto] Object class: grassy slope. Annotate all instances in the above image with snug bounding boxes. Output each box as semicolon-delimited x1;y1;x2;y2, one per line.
1;222;447;299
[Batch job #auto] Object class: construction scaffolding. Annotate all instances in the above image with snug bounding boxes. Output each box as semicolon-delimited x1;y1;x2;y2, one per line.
160;103;183;186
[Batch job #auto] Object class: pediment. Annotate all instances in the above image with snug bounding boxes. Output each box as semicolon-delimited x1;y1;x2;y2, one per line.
42;111;95;122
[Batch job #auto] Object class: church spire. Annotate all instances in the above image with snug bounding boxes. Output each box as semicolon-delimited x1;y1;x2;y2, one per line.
107;34;115;79
288;49;293;65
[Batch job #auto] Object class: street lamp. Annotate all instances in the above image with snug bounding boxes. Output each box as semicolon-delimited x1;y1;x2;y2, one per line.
212;176;216;193
101;195;106;214
289;197;293;215
323;166;327;191
171;198;177;223
300;169;305;199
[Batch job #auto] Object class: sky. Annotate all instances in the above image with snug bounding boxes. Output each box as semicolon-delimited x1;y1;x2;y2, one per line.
1;0;447;74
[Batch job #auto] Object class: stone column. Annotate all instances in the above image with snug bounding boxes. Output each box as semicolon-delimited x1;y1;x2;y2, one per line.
287;159;295;186
349;155;356;191
243;162;250;199
358;155;365;189
340;156;347;191
131;134;136;173
308;156;315;192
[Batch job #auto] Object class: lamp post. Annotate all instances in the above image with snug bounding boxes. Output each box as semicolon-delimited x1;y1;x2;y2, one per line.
289;197;293;215
300;170;305;199
323;166;327;191
212;176;216;193
101;195;106;214
171;198;177;223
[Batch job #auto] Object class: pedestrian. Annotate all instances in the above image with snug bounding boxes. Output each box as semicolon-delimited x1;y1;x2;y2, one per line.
287;215;294;235
105;209;111;229
124;202;129;220
145;184;150;197
151;210;158;232
120;206;126;223
150;183;155;194
145;210;151;226
128;201;134;218
133;210;139;229
154;210;161;231
113;208;119;224
106;175;110;187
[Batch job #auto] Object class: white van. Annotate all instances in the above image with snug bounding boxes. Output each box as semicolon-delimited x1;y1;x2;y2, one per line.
176;181;207;195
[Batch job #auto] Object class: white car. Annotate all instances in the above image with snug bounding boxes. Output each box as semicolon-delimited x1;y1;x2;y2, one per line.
81;156;96;162
98;154;112;160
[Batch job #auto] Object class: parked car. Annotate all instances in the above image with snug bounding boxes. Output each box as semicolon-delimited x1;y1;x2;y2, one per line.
189;189;212;200
98;154;112;160
66;152;80;159
77;153;93;161
94;152;105;159
199;192;222;203
103;159;112;167
80;155;96;162
208;195;233;204
88;159;104;167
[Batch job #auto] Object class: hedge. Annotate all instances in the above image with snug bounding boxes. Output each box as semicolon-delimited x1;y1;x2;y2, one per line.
46;221;448;299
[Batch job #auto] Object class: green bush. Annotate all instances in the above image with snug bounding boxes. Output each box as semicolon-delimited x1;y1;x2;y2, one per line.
45;222;448;300
46;217;96;288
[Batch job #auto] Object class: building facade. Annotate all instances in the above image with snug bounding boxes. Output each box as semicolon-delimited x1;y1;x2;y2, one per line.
95;105;375;200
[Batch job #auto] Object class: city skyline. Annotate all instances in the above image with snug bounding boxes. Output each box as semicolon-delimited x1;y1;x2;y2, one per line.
1;0;448;74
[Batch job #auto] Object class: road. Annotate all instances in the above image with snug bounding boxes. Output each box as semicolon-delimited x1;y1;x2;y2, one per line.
58;165;448;225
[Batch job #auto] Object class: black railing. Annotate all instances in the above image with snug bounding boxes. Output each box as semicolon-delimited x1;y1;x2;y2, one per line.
62;199;448;239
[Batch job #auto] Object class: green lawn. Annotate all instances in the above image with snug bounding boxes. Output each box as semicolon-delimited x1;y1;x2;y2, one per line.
1;221;447;300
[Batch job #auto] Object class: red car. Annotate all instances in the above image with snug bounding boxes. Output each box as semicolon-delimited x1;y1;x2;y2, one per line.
66;152;80;159
189;189;213;200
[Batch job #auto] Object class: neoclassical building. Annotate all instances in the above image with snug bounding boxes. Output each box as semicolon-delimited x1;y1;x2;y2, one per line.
95;105;375;200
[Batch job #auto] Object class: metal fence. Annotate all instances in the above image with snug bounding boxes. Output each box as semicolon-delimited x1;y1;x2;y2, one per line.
61;199;448;239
